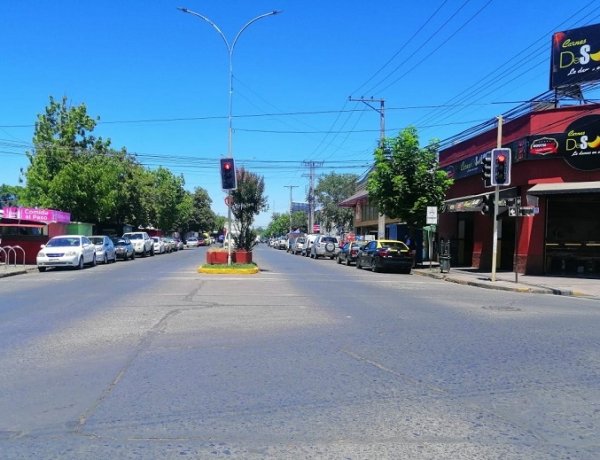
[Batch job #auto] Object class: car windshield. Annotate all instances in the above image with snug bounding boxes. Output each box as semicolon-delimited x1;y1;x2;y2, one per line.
381;241;408;250
89;237;103;245
126;234;142;240
322;237;336;243
47;237;80;247
114;240;127;247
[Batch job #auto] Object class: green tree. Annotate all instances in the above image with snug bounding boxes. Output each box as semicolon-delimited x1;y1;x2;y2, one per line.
190;187;216;233
264;212;290;238
367;126;453;230
23;96;112;210
230;167;268;251
0;184;25;207
314;172;358;232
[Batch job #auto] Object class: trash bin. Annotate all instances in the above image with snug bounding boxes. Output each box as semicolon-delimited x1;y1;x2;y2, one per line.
440;256;450;273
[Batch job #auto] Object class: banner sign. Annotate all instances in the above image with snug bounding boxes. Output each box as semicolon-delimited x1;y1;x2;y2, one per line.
2;207;71;223
550;23;600;89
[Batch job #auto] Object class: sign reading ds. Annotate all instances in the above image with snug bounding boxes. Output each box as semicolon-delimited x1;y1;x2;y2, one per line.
550;23;600;89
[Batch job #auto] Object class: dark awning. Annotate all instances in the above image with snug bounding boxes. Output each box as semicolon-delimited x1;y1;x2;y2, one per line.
527;181;600;195
442;188;517;213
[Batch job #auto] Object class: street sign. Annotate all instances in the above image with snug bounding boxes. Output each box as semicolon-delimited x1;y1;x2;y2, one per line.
224;196;233;207
426;206;438;224
313;224;320;233
520;206;539;216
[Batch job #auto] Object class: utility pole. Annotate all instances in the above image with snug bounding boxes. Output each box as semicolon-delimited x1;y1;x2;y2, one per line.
302;160;323;233
349;96;386;238
284;185;298;233
491;115;503;282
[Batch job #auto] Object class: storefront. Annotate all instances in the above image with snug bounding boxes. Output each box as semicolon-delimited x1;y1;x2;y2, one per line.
439;104;600;275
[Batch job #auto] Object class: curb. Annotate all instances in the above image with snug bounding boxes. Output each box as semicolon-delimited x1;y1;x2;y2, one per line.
197;265;260;275
0;269;29;279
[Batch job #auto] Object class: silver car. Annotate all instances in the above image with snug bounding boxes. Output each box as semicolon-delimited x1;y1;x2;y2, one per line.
90;235;117;264
310;235;340;259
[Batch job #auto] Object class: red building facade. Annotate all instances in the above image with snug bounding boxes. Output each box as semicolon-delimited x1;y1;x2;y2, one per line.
439;103;600;276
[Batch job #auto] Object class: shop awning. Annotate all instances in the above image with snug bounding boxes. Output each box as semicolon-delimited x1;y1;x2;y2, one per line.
339;189;368;207
442;188;517;213
527;181;600;195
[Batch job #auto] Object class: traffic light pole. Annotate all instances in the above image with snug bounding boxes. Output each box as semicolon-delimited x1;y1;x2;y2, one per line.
491;116;503;282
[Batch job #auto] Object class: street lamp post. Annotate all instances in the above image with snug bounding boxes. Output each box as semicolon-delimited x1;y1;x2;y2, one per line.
178;7;280;264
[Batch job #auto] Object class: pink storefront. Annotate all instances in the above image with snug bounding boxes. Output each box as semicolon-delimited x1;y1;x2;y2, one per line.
0;207;71;264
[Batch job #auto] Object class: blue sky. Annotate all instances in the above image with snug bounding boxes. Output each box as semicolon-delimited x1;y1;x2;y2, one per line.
2;1;600;227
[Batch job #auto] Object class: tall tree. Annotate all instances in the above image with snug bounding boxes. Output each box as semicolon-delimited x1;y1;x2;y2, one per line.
314;172;358;232
23;96;112;210
367;126;453;230
230;167;268;251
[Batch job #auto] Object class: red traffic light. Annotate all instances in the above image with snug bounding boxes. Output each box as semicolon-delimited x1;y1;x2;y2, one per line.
496;154;506;163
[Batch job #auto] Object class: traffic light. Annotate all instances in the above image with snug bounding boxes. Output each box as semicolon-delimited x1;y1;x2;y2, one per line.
481;152;492;188
480;194;493;215
491;148;511;186
220;158;237;190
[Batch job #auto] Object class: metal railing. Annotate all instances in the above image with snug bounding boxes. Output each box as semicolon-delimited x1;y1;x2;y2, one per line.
0;245;26;268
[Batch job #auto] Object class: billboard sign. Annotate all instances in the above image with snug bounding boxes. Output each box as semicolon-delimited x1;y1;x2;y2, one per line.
550;23;600;89
2;207;71;223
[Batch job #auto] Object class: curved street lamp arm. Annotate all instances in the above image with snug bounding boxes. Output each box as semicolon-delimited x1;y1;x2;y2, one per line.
177;7;231;51
230;10;281;54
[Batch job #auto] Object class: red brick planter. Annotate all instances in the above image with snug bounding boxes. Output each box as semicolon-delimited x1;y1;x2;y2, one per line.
233;250;252;264
207;250;228;264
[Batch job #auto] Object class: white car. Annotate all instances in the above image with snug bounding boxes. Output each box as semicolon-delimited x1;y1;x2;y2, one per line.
152;236;165;254
37;235;97;272
122;231;154;257
185;237;200;248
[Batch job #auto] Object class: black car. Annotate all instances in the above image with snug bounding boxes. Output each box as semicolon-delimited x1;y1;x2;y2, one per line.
111;237;135;261
356;239;413;273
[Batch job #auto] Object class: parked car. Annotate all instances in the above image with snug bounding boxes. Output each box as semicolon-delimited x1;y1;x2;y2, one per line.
162;237;175;252
337;241;367;266
302;234;319;256
36;235;97;272
310;235;340;259
186;237;200;248
356;239;414;273
89;235;117;264
290;237;306;255
123;231;154;257
152;236;166;254
172;238;184;251
111;237;135;261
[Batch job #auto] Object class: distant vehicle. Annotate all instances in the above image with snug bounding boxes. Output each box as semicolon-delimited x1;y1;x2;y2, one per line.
172;238;184;251
111;237;135;261
302;234;319;257
356;239;414;273
89;235;117;264
36;235;97;272
337;241;367;266
290;237;306;255
310;235;340;259
152;236;166;254
186;237;200;248
123;231;154;257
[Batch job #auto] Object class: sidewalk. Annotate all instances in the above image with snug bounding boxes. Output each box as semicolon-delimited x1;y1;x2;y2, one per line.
0;264;38;279
414;263;600;300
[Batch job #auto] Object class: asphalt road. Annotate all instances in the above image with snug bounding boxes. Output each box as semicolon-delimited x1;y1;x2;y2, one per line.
0;245;598;459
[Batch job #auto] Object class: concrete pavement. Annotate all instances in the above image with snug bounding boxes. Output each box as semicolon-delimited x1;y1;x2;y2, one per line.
2;262;600;300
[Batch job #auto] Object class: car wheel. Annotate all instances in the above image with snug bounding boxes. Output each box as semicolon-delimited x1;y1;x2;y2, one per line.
77;257;84;270
356;258;362;269
38;267;46;272
336;256;341;264
92;254;97;267
103;254;108;264
325;242;335;252
131;252;135;260
346;258;351;266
